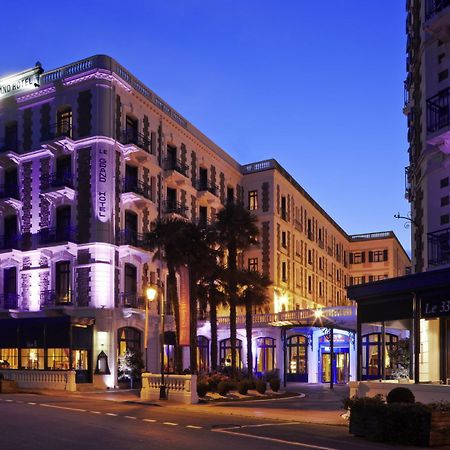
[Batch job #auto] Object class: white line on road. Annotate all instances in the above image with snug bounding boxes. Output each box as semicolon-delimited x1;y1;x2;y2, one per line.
105;413;118;416
27;402;37;405
163;422;178;426
212;429;338;450
142;419;157;423
90;411;101;414
124;416;137;419
5;399;13;402
186;425;203;429
40;404;86;412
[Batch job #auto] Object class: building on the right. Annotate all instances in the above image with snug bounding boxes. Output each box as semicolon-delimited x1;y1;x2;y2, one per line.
347;0;450;400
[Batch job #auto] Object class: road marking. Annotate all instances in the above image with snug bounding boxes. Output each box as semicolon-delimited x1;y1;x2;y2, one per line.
186;425;203;429
90;411;101;414
5;399;13;402
105;413;118;416
27;402;37;405
124;416;137;419
212;429;338;450
142;418;157;423
163;422;178;426
40;404;87;412
16;400;24;403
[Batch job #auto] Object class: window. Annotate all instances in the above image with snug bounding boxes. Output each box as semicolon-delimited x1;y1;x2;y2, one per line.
118;327;141;358
57;107;72;137
441;177;449;188
55;205;71;241
46;348;70;370
308;275;312;293
248;190;258;210
4;121;18;150
350;252;365;264
442;196;449;207
319;257;323;271
256;337;275;373
21;348;45;370
125;115;138;143
439;69;449;82
227;187;234;203
281;196;287;220
441;214;450;225
319;282;323;297
281;231;287;248
55;261;71;304
362;333;398;380
369;250;388;262
281;262;287;282
72;349;89;370
350;276;365;285
219;338;242;368
369;275;388;282
287;335;308;378
438;53;445;64
124;263;137;306
248;258;258;272
0;348;18;369
308;249;312;264
197;336;209;372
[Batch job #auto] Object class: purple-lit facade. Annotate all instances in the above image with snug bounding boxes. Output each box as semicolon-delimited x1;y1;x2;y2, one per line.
0;56;410;389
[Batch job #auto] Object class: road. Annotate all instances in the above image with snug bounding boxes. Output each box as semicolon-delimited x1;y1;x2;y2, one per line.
0;393;417;450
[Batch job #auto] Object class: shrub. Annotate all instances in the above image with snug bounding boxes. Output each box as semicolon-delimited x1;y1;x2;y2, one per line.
386;387;415;404
197;381;209;398
269;377;280;392
206;373;229;392
256;380;267;394
218;380;235;396
263;369;280;382
238;379;250;395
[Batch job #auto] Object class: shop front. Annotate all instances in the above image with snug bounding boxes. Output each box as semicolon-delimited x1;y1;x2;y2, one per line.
319;333;350;384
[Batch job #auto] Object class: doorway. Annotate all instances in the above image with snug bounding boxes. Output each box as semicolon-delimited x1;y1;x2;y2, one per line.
321;349;349;384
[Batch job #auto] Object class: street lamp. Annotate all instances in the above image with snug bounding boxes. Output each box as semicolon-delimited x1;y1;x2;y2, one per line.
144;283;167;400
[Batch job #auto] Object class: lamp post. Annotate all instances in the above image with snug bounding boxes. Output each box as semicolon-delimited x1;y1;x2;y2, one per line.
145;283;167;400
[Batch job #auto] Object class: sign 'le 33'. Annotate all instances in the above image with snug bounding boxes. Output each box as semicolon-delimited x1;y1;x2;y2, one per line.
0;63;44;99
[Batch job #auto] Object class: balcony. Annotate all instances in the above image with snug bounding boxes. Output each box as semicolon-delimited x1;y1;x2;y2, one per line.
38;227;78;246
428;227;450;266
162;200;188;218
426;89;450;149
0;139;21;154
163;158;189;184
41;173;76;202
0;234;22;251
116;229;150;249
0;184;21;211
119;129;152;154
120;178;154;209
196;181;220;206
425;0;450;20
40;290;74;307
41;123;74;143
0;293;19;309
115;292;145;309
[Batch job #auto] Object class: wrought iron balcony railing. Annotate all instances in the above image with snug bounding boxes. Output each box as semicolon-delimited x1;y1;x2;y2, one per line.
428;227;450;266
41;173;74;190
41;122;74;141
162;158;189;177
119;129;152;153
0;139;21;153
0;234;21;251
0;293;19;309
427;89;450;134
116;229;150;249
162;200;188;217
38;227;78;245
196;181;218;196
122;178;153;201
115;292;145;309
425;0;450;20
41;290;74;306
0;184;20;200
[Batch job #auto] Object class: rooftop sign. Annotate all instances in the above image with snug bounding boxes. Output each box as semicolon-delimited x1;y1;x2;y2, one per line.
0;63;44;99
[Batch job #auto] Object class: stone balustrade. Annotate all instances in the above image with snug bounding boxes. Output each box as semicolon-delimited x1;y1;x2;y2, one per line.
141;373;198;404
0;369;76;392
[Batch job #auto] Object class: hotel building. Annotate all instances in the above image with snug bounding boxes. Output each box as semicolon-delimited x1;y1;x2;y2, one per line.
0;55;409;390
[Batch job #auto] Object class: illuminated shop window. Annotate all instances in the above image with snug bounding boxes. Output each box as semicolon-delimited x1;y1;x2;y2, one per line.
287;335;308;375
196;336;209;373
0;348;18;369
219;338;242;368
248;190;258;210
21;348;44;370
47;348;70;370
72;350;89;370
256;337;275;373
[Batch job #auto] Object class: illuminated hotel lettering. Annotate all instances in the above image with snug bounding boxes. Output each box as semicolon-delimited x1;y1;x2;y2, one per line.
0;64;43;99
98;149;108;219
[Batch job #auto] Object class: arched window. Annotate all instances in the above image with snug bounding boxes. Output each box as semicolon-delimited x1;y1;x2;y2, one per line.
117;327;141;358
255;337;276;373
197;336;209;373
286;335;308;382
219;338;242;368
362;333;399;380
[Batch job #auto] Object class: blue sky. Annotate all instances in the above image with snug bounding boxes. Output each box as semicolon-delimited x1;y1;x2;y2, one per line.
0;1;411;252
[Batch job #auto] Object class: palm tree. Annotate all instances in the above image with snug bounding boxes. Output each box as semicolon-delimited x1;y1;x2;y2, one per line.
214;202;259;377
237;270;272;378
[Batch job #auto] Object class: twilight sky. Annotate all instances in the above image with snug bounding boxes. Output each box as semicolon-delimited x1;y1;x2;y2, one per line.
0;1;411;252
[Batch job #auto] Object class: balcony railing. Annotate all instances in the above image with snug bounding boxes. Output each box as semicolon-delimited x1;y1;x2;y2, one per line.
428;227;450;266
41;290;74;306
41;122;73;141
427;89;450;134
0;184;20;200
122;178;153;201
116;229;150;249
38;227;78;245
0;234;21;251
115;292;145;309
0;293;19;309
163;158;189;177
119;129;152;153
196;181;218;196
41;173;74;190
162;200;188;217
0;139;21;153
425;0;450;20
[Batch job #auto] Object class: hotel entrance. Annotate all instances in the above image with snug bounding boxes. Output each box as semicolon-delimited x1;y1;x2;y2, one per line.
319;333;350;384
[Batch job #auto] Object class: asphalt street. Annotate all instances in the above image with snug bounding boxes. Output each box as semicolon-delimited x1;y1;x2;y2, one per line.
0;393;421;450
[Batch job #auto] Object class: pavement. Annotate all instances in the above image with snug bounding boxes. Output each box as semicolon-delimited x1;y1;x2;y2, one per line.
19;382;350;427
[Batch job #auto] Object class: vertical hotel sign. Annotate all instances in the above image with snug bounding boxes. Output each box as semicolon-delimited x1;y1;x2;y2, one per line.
0;63;44;99
95;147;114;242
179;266;190;346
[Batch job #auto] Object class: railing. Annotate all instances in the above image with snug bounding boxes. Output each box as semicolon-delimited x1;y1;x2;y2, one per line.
115;292;145;309
0;234;21;251
41;173;74;190
349;231;393;241
162;158;189;177
0;139;21;153
141;373;198;404
0;369;76;392
41;57;94;84
119;129;152;153
425;0;450;20
196;181;218;196
122;178;153;201
428;227;450;266
162;200;188;217
0;293;19;309
38;227;78;245
0;184;20;200
40;290;74;306
427;89;450;134
41;123;73;141
116;229;150;249
241;160;275;174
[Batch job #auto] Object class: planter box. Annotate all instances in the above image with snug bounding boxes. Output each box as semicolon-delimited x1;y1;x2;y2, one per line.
429;411;450;447
0;380;18;393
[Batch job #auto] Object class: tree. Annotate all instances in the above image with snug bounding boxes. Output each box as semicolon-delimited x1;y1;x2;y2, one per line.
238;270;272;378
118;350;144;389
214;202;259;377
